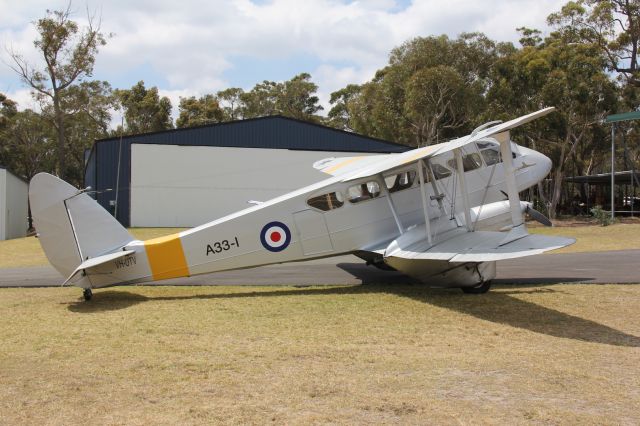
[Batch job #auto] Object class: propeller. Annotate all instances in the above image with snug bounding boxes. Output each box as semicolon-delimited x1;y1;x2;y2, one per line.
525;203;552;227
499;191;552;227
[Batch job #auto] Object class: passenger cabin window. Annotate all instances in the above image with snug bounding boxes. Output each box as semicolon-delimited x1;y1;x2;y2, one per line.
447;153;483;172
476;141;501;165
348;181;381;203
384;170;416;193
307;192;344;211
432;163;452;180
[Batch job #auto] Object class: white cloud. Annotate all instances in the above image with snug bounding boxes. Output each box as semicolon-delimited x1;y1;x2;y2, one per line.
3;88;39;112
158;88;199;120
313;63;377;115
1;0;568;119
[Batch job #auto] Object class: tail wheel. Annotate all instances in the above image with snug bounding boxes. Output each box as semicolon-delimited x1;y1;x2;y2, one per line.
461;280;492;294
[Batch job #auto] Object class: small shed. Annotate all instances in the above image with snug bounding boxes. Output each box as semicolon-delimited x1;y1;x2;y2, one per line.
0;167;28;240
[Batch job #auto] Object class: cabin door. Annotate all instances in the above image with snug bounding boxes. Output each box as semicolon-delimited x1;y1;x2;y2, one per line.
292;210;334;256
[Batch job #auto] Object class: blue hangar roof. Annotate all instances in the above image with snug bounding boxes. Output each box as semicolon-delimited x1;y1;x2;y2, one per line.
85;115;409;227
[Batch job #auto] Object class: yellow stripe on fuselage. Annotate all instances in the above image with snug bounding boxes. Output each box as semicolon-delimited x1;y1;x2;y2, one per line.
144;233;190;281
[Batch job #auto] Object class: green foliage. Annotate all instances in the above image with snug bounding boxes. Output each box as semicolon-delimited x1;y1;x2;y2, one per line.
276;73;323;120
0;93;18;126
239;73;323;121
240;80;279;118
176;95;224;128
115;81;173;134
327;84;361;130
517;27;543;47
57;81;114;185
217;88;244;121
330;33;497;146
4;0;640;219
7;6;109;180
0;109;55;181
590;205;614;226
546;0;640;109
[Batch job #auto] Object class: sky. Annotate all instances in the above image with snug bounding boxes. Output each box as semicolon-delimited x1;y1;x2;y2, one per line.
0;0;568;121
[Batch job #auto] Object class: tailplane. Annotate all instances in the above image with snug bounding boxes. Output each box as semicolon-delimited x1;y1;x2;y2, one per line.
29;173;135;283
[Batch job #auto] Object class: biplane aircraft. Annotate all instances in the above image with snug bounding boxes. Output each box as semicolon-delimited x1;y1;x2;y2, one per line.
30;107;574;301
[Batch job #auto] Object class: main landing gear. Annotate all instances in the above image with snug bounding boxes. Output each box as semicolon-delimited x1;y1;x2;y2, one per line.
461;280;492;294
83;288;93;301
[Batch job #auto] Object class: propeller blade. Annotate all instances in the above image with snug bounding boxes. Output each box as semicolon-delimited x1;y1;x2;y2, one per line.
526;205;552;227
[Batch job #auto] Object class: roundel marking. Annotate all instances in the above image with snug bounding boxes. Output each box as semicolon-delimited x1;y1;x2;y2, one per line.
260;221;291;252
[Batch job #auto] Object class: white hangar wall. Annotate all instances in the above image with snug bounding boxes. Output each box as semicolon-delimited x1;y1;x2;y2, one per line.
130;144;379;227
0;168;28;240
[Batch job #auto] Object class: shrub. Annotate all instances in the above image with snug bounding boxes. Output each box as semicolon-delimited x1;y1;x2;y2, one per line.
590;205;614;226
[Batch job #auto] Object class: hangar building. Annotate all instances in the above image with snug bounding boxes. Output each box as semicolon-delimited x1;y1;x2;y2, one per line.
84;116;408;227
0;166;28;240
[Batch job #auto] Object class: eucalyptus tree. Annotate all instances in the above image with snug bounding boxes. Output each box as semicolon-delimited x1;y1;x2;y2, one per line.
275;73;323;121
486;29;618;218
7;5;108;179
115;81;173;134
0;110;55;183
217;87;244;121
332;33;500;146
548;0;640;87
327;84;361;130
239;73;323;121
176;95;225;128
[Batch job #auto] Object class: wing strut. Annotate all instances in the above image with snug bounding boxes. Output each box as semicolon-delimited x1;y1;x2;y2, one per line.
417;160;433;245
496;131;528;244
454;148;473;231
380;173;404;235
425;159;447;215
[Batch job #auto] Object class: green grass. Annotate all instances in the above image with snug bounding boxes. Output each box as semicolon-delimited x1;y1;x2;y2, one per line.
0;283;638;424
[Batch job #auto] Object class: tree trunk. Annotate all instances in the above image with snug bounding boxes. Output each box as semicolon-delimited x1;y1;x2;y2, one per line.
53;94;66;180
549;167;564;219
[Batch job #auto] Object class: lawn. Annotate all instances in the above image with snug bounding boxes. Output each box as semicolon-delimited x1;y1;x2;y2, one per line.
529;222;640;254
0;228;185;269
1;223;640;269
0;283;638;424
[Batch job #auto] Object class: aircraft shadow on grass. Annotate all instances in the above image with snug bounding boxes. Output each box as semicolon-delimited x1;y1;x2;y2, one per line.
66;279;640;349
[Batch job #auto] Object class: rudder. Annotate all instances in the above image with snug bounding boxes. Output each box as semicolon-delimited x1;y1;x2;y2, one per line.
29;173;135;279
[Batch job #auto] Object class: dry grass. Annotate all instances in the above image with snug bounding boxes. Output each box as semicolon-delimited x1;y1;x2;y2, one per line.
0;283;638;424
1;223;639;269
0;228;185;269
530;223;640;254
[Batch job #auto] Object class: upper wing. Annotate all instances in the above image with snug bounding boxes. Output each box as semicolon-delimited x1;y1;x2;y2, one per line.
340;107;555;182
313;154;392;177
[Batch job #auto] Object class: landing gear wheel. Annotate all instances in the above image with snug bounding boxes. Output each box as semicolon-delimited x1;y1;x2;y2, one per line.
83;288;93;301
461;280;492;294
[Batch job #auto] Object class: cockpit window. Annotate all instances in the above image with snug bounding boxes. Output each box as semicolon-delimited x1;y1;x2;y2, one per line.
477;141;501;166
447;153;483;172
476;141;497;150
384;170;416;193
307;192;344;211
432;163;452;180
347;181;381;203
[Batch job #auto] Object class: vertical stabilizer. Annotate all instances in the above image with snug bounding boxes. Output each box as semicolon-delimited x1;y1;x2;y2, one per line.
29;173;135;279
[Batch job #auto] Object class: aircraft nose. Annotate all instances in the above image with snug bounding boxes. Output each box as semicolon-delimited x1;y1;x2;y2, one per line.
532;150;552;179
519;146;552;180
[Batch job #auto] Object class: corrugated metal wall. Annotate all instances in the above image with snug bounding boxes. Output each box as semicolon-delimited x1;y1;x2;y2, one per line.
86;116;408;227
